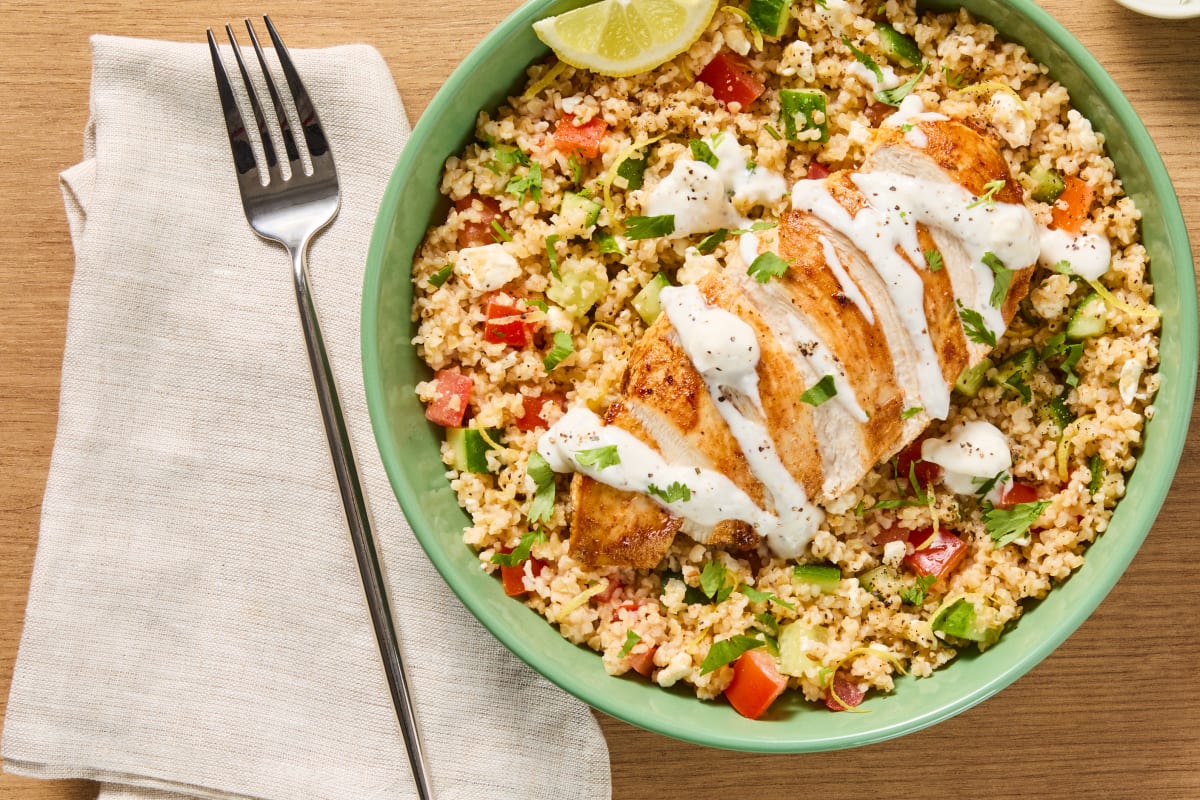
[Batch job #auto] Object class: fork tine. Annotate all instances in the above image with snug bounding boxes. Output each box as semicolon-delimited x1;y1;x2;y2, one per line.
243;18;303;171
207;28;261;182
225;24;280;183
263;16;335;173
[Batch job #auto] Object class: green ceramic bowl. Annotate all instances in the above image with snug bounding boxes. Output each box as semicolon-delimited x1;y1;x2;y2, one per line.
363;0;1196;751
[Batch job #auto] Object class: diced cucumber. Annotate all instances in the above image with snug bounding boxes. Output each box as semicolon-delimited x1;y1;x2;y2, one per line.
446;426;499;473
1026;162;1065;204
930;597;1002;644
875;22;922;67
748;0;793;37
616;157;647;190
793;563;842;593
547;258;609;317
560;191;601;228
953;357;993;398
1038;393;1075;432
992;347;1037;388
778;621;828;677
631;272;671;326
1066;292;1106;340
779;89;829;143
858;564;905;597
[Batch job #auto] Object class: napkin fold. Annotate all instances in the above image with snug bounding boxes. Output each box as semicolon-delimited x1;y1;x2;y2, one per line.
2;34;610;800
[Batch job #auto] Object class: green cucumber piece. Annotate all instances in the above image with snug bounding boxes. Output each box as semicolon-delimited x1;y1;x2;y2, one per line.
858;564;905;597
778;621;828;677
779;89;829;143
1027;162;1065;204
631;272;671;325
748;0;793;37
992;347;1037;387
793;563;842;593
1066;292;1107;340
953;357;993;398
930;597;1002;644
447;427;499;473
875;22;922;68
547;258;609;317
560;191;601;228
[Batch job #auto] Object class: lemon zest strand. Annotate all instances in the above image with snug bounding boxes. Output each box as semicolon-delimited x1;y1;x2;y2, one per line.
1083;276;1161;320
826;646;907;712
553;578;609;623
719;5;764;51
1056;414;1094;482
522;59;568;99
601;135;664;221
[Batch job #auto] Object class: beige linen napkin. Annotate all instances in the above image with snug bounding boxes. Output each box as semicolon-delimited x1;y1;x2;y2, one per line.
2;34;610;800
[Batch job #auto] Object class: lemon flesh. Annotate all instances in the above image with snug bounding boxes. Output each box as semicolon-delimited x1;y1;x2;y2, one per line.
533;0;720;78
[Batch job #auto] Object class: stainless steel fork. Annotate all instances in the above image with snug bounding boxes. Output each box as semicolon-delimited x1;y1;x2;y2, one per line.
207;18;435;799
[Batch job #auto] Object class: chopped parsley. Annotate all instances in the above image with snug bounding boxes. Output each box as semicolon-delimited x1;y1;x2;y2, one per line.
689;138;719;168
983;499;1051;548
764;123;783;141
428;263;453;288
491;529;546;566
697;229;731;254
595;230;624;255
966;178;1006;209
842;36;883;83
544;234;560;278
982;251;1013;307
699;635;765;675
1088;455;1105;496
575;445;620;469
958;299;997;347
800;374;838;407
526;452;556;524
1052;259;1074;275
700;560;735;603
923;248;944;272
618;630;641;657
876;60;928;106
902;406;924;419
973;471;1008;498
567;152;583;185
490;219;512;243
543;330;574;371
899;574;937;606
528;298;549;312
739;583;796;610
616;157;647;190
505;162;543;204
747;251;790;283
941;65;968;89
647;481;692;503
486;144;531;175
624;214;675;240
1042;331;1085;387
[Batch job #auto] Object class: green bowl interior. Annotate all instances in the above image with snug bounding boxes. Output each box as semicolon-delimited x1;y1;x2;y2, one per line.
363;0;1196;751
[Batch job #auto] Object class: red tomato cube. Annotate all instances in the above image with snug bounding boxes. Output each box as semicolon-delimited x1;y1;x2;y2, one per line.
998;481;1039;508
697;51;766;107
515;392;566;432
724;649;787;719
903;527;968;582
454;194;506;248
424;370;472;427
483;296;535;348
553;114;609;159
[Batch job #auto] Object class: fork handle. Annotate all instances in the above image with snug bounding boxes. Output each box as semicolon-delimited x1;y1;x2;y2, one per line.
290;245;436;800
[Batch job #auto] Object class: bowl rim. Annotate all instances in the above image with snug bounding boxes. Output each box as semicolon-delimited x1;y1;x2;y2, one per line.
1110;0;1200;19
363;0;1197;751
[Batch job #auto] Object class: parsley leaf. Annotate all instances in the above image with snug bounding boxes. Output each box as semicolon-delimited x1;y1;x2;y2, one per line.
545;234;560;278
800;374;838;407
624;214;675;240
739;583;796;610
982;251;1013;307
616;157;647;190
1088;455;1105;496
899;574;937;606
941;65;967;89
699;560;735;603
842;36;883;83
595;229;624;255
543;330;574;371
505;162;543;204
1052;259;1074;275
1042;331;1084;387
647;481;692;503
491;529;546;566
661;570;709;604
957;299;997;347
618;630;641;657
526;452;556;524
487;144;531;175
876;60;929;106
747;251;790;283
490;219;512;243
699;635;765;675
973;471;1008;498
902;406;924;420
428;263;453;288
697;229;729;254
923;248;944;272
689;138;719;168
764;123;783;141
966;178;1006;209
567;152;583;185
983;499;1051;548
575;445;620;469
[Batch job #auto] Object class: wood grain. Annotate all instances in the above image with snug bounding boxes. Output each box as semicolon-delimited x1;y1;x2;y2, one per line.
1;2;1197;798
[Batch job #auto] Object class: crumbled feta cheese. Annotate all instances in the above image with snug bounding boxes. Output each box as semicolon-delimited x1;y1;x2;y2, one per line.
455;243;521;292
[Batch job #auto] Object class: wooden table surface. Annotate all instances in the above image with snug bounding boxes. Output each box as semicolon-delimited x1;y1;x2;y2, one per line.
2;1;1198;798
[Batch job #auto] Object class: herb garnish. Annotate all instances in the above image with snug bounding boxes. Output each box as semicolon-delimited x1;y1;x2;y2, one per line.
973;471;1008;498
983;499;1051;547
901;406;924;420
739;583;796;610
923;248;944;272
647;481;692;503
957;299;997;347
1088;454;1104;496
616;157;647;190
618;630;642;657
490;219;512;243
982;251;1013;307
699;635;765;675
800;374;838;407
428;263;453;288
624;214;675;240
575;445;620;469
747;251;790;283
842;36;883;83
595;230;624;255
491;529;546;566
505;162;543;204
699;560;735;603
543;330;574;371
899;574;937;606
876;60;929;106
689;138;719;168
526;452;556;524
544;234;560;278
966;178;1005;209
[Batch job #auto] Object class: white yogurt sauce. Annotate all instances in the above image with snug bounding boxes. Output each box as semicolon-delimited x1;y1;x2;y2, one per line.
848;61;902;92
819;234;874;325
1038;226;1111;280
792;171;1039;418
920;420;1012;502
882;95;949;149
661;284;824;557
779;309;867;423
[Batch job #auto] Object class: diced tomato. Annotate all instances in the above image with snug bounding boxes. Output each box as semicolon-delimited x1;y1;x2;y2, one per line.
805;161;831;180
998;481;1039;508
552;114;609;159
611;601;642;622
593;576;623;604
424;370;472;427
724;649;787;720
454;194;506;248
697;50;766;108
515;391;566;432
500;551;546;597
628;644;658;677
903;527;968;582
483;295;536;348
824;674;866;711
1050;176;1094;235
872;523;909;548
895;438;942;489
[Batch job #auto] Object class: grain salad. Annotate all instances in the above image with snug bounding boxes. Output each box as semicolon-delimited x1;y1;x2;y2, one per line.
410;0;1160;717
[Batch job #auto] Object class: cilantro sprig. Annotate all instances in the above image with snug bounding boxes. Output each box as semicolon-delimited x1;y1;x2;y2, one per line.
526;452;556;524
983;499;1051;547
899;574;937;606
957;299;996;347
800;374;838;407
624;214;675;240
699;635;765;675
575;445;620;470
966;178;1005;209
982;251;1013;307
647;481;692;503
491;529;546;567
747;251;790;283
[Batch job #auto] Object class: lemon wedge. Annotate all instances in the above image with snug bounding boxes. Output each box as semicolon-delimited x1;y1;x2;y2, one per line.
533;0;720;78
